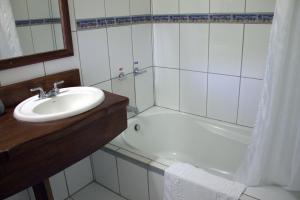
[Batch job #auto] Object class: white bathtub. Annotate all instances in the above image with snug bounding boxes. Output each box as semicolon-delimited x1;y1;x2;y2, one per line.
118;106;251;179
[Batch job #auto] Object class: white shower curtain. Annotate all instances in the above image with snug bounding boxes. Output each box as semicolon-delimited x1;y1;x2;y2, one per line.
0;0;22;59
236;0;300;191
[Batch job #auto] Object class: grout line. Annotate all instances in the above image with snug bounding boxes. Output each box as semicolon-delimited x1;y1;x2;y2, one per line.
63;170;71;197
153;65;262;80
25;0;36;55
89;155;96;181
94;181;130;200
206;22;211;117
115;156;121;194
236;23;246;124
69;181;94;198
177;0;181;112
103;0;114;92
73;29;84;86
129;5;138;109
178;22;181;112
146;169;151;200
155;105;253;128
243;193;261;200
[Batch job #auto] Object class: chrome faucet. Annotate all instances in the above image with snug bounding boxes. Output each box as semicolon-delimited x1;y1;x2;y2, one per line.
30;80;64;99
127;105;139;115
47;80;64;97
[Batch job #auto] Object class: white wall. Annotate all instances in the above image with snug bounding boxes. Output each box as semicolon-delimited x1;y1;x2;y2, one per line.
2;0;153;199
2;0;275;199
153;0;274;127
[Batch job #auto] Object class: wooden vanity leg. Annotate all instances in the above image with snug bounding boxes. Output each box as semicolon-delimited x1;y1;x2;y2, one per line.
32;179;54;200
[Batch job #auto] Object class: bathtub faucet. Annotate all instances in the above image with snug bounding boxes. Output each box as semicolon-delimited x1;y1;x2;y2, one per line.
127;105;139;115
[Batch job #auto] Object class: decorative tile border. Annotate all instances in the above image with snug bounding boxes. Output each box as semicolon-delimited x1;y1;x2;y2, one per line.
15;18;61;27
77;13;273;30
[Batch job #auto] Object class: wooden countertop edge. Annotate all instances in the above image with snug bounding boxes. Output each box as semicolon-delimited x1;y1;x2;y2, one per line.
0;92;129;163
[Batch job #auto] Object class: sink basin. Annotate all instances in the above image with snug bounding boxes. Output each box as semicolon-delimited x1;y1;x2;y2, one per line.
14;87;105;122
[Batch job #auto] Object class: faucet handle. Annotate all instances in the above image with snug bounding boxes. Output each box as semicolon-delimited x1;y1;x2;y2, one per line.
30;87;46;99
53;80;64;90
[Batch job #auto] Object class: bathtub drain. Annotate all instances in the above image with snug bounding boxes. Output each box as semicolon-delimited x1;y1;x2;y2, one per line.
134;124;141;131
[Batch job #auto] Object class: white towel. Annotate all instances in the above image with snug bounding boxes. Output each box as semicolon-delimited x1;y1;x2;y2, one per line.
164;163;246;200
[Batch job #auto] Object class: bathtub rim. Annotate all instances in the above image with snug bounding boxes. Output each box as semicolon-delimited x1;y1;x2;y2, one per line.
123;106;252;145
99;143;300;200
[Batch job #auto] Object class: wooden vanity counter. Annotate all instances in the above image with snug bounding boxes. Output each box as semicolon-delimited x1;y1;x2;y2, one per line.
0;69;129;199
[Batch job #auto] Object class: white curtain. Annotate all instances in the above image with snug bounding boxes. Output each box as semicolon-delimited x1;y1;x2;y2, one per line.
236;0;300;191
0;0;22;59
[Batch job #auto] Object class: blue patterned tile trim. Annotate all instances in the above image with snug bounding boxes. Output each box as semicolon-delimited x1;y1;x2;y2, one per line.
76;13;273;30
15;18;61;27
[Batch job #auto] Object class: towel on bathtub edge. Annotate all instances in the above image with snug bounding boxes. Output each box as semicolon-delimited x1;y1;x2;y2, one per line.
163;163;246;200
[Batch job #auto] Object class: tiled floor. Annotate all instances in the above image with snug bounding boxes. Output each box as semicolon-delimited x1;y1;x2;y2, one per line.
72;182;125;200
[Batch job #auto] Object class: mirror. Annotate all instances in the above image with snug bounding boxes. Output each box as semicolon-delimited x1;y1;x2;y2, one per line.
0;0;73;69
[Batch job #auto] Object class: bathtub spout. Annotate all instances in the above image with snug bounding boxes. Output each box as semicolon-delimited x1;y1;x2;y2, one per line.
127;105;139;115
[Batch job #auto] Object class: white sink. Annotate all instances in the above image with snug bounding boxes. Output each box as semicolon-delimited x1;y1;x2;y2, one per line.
14;87;105;122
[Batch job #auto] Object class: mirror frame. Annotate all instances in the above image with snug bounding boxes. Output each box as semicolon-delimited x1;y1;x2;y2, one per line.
0;0;73;70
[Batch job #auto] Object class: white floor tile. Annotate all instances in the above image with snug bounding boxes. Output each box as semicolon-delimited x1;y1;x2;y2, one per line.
72;183;125;200
65;157;93;195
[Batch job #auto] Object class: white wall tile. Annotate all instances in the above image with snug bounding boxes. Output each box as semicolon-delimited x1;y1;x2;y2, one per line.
49;171;69;200
117;158;149;200
50;0;60;18
92;150;119;193
45;32;80;75
31;25;55;53
65;157;93;194
72;183;125;200
4;190;30;200
180;71;207;116
238;78;263;127
246;0;276;12
27;0;50;18
16;27;34;56
153;24;179;68
105;0;130;17
94;80;112;92
130;0;151;15
155;67;179;110
180;24;209;72
207;74;240;123
77;29;110;85
135;67;154;112
0;63;45;86
107;26;133;78
112;73;136;107
10;0;29;20
149;171;164;200
179;0;209;14
132;24;153;69
210;0;245;13
152;0;179;14
209;24;244;76
242;24;271;79
74;0;105;19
